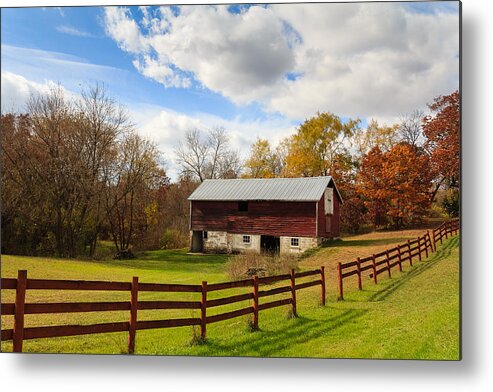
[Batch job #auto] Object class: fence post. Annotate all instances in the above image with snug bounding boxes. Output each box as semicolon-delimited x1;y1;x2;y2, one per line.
445;222;449;239
253;276;259;330
386;250;391;278
337;262;344;300
372;254;377;284
418;237;422;262
397;246;403;272
407;240;413;267
432;230;437;252
13;270;27;353
425;231;431;258
200;281;207;340
320;266;326;306
290;269;297;317
440;226;444;244
128;276;139;354
356;257;362;290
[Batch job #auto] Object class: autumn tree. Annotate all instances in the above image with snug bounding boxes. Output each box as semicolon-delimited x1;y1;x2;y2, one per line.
355;119;400;156
1;85;165;258
422;90;460;202
284;112;360;177
104;134;164;256
243;138;283;178
356;146;389;228
357;143;432;229
381;144;432;227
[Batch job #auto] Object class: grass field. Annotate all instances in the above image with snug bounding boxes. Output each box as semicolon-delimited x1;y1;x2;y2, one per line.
0;229;460;359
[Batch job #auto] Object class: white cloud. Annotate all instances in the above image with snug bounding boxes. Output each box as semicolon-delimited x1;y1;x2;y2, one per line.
56;25;95;38
1;71;72;113
104;5;296;103
103;3;459;121
130;104;296;180
104;7;149;54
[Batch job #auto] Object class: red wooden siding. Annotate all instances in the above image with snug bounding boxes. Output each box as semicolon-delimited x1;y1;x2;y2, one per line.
191;200;317;237
316;192;341;238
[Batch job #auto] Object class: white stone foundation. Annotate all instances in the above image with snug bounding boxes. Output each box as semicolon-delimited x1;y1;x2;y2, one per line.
196;230;320;255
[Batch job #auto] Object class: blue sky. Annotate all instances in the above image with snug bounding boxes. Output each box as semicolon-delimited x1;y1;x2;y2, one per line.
1;2;459;179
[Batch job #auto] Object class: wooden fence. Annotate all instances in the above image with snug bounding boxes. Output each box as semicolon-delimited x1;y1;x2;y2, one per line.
1;267;325;353
337;219;459;300
432;219;460;247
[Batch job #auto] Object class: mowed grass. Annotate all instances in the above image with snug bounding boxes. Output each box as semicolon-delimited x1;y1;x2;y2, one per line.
0;232;459;359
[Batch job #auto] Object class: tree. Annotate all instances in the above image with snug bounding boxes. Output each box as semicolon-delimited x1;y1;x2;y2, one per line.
104;133;163;256
355;119;400;156
243;138;283;178
356;146;389;228
422;90;460;198
1;85;164;258
175;127;241;181
284;112;359;177
398;110;425;149
381;144;432;228
357;143;432;229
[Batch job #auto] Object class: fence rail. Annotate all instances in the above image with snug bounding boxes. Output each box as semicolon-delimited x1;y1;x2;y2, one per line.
1;267;325;353
337;219;459;300
432;219;460;248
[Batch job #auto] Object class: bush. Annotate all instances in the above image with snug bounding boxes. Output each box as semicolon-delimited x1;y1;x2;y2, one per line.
441;189;459;217
160;229;188;250
226;252;299;280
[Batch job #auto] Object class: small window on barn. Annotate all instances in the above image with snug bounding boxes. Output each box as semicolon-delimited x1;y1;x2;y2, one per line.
242;235;251;244
291;238;300;248
203;231;208;239
238;201;249;212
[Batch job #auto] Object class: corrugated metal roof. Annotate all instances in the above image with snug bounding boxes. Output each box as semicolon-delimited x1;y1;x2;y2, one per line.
188;176;334;201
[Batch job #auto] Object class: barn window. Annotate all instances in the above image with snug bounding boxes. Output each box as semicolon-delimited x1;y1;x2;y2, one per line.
203;231;208;239
238;201;249;212
291;238;300;248
242;235;251;244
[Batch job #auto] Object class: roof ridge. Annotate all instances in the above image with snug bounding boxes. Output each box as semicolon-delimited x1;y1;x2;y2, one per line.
203;176;331;181
189;176;335;202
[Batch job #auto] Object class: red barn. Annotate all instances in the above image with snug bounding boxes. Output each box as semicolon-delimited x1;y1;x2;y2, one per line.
188;176;342;254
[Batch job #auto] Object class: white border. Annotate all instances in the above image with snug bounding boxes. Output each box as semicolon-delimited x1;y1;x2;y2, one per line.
2;1;493;391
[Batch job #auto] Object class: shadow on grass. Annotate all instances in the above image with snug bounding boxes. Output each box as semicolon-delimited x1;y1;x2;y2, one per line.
85;249;230;273
138;249;229;264
204;308;368;357
367;236;459;302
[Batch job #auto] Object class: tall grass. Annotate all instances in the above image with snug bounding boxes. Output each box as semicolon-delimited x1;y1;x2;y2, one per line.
226;252;299;279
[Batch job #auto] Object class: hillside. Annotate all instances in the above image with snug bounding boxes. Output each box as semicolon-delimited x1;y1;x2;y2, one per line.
1;230;459;359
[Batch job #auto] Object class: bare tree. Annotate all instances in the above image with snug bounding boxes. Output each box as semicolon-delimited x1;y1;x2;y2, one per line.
398;110;426;149
175;129;209;182
175;127;242;181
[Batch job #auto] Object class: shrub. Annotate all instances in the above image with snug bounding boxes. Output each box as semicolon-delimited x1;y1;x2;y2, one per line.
160;229;188;250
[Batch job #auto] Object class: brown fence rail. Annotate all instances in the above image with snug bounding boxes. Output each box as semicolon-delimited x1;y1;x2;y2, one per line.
432;219;460;248
337;219;459;300
1;267;325;353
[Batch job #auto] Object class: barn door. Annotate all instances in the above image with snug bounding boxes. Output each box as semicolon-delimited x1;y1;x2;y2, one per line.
325;215;331;234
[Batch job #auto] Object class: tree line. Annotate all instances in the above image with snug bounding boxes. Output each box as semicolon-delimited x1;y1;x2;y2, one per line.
1;86;459;258
239;90;459;232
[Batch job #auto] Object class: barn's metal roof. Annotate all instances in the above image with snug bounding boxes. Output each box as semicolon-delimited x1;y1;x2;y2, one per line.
188;176;341;202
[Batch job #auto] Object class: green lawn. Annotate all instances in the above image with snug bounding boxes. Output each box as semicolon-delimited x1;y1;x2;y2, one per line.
0;234;460;359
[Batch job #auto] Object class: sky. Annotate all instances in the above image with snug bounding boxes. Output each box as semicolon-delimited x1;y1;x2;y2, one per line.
1;1;460;180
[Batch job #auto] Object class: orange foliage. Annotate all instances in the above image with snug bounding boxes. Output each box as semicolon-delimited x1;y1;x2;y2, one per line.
423;90;460;188
357;144;432;228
